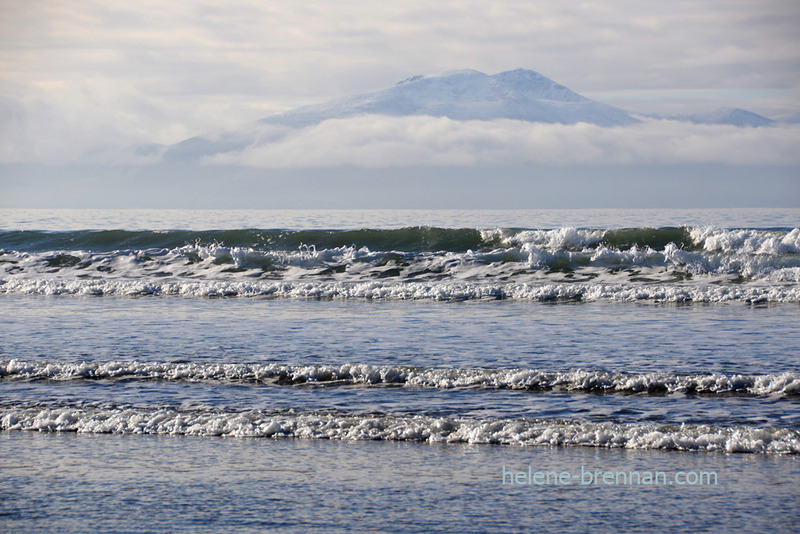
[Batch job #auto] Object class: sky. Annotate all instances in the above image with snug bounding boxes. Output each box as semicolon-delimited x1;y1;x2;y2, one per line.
1;0;799;208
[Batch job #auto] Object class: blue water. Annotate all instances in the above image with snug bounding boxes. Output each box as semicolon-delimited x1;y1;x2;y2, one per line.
1;209;799;532
2;432;799;533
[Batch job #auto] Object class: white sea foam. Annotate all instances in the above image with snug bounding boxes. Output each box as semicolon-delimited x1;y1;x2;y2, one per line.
493;227;606;249
690;227;800;255
2;406;797;454
3;360;799;397
2;278;799;302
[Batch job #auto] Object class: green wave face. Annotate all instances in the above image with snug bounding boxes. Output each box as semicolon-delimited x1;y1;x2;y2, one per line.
0;227;497;253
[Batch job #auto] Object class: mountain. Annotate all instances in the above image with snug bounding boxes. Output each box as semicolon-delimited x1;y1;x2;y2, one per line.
664;107;774;127
161;69;783;163
163;69;638;162
257;69;638;128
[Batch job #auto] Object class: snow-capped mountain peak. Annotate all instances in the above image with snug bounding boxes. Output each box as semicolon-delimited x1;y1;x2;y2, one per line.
256;68;635;128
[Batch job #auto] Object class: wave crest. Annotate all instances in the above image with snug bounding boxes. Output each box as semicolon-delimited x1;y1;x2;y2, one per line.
2;406;797;454
4;360;799;397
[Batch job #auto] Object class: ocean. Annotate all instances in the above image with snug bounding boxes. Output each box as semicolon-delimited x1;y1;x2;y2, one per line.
1;208;799;532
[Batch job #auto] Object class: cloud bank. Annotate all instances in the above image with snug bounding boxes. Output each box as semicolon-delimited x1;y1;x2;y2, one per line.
203;116;800;168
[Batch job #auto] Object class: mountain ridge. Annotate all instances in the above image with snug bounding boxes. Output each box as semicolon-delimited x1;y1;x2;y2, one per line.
662;107;775;127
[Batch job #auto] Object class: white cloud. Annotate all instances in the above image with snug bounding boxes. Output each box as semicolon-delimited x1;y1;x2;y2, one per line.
204;116;800;168
0;81;167;164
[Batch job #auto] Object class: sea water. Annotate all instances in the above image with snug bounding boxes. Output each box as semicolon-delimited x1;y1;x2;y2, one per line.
1;209;799;532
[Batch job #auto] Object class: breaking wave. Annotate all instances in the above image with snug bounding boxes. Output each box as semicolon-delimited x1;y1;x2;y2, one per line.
2;279;798;302
2;405;797;454
2;226;799;302
3;360;799;397
3;226;799;254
